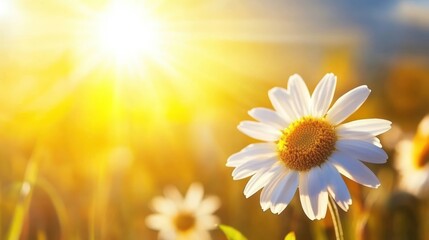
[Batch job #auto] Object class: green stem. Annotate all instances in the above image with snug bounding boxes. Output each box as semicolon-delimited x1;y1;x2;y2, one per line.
328;196;344;240
7;150;40;240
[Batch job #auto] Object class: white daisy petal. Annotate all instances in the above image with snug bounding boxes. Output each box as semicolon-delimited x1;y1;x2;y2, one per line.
195;230;212;240
164;186;184;203
185;183;204;209
260;170;286;211
395;140;413;170
238;121;282;142
226;143;277;167
288;74;311;116
336;139;388;164
337;133;382;148
336;119;392;136
299;172;315;220
306;167;329;220
311;73;337;117
329;151;380;188
299;168;329;220
248;107;289;130
418;114;429;136
241;142;276;151
232;156;277;180
337;129;374;140
151;197;178;214
197;215;220;229
159;230;176;240
326;85;371;125
322;162;352;212
243;163;283;198
269;171;299;214
198;196;221;215
145;214;171;230
268;87;300;121
363;137;382;148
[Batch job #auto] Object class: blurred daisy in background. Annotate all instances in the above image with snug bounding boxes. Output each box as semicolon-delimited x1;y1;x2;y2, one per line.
227;73;391;220
146;183;220;240
395;115;429;198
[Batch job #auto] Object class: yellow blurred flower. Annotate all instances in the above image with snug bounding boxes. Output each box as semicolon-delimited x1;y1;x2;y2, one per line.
395;115;429;198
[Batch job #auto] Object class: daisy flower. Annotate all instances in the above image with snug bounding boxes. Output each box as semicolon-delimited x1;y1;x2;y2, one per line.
146;183;220;240
395;114;429;198
227;73;391;220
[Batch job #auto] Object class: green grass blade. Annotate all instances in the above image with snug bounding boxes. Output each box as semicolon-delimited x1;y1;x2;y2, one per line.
219;224;248;240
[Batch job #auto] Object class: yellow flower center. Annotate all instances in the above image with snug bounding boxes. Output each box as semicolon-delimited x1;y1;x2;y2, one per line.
174;212;196;232
412;134;429;168
277;117;337;171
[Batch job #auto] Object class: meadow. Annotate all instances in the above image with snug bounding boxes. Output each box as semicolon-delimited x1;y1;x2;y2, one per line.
1;1;429;239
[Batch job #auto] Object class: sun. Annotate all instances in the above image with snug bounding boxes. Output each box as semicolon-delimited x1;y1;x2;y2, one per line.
0;0;17;19
95;1;162;67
